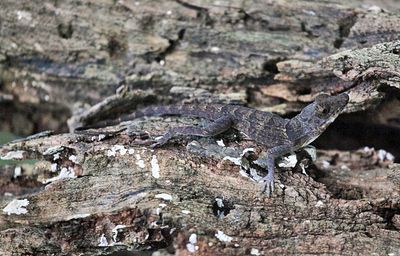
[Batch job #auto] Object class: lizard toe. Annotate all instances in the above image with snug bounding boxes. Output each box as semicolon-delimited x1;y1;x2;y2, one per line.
150;141;163;148
259;175;275;197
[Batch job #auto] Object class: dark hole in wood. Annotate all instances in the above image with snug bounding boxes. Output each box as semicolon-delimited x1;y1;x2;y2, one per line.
391;48;400;55
314;113;399;161
333;38;343;48
108;36;123;57
57;22;73;39
262;59;279;74
212;198;234;218
296;87;312;95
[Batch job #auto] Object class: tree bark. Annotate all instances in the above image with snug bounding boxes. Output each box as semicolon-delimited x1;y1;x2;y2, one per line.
0;0;399;255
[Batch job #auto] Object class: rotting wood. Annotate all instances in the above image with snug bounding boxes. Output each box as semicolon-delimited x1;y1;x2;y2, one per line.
1;115;399;255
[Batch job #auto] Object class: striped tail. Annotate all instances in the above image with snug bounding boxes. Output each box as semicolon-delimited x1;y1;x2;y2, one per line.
74;104;225;132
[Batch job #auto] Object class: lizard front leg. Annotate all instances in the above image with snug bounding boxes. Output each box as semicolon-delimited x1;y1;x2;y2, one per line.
151;115;233;147
260;144;292;197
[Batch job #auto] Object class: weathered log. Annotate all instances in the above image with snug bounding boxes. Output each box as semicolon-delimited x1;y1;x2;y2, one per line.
0;0;400;255
0;118;399;255
1;0;400;132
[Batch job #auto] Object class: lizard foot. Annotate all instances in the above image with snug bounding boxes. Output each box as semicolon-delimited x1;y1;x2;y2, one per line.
150;135;169;148
259;174;274;197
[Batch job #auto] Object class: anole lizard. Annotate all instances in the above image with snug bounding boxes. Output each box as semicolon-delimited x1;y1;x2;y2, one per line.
75;93;349;195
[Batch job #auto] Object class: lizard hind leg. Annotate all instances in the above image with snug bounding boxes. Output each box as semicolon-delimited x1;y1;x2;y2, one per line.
151;115;234;148
259;144;292;197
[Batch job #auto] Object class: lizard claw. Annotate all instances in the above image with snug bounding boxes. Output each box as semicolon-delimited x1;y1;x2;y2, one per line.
150;135;168;148
259;174;274;197
150;141;163;148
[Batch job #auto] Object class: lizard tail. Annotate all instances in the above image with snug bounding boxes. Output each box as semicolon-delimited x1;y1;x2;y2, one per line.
74;104;222;132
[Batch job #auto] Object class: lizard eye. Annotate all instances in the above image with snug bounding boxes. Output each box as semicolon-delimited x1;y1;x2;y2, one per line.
321;107;330;114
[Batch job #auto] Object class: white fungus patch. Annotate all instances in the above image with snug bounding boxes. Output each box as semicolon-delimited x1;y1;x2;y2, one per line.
315;200;324;208
377;149;395;162
3;199;29;215
340;165;350;171
68;155;78;163
98;134;106;141
1;150;25;160
113;145;125;151
377;149;386;161
120;148;127;155
242;148;255;155
210;46;220;53
363;146;374;153
128;148;135;155
215;230;233;243
248;168;263;181
223;156;241;165
223;148;255;166
13;166;22;178
277;154;297;168
53;153;60;161
106;145;128;157
300;163;308;176
367;5;382;13
137;159;145;168
160;60;165;66
181;210;191;214
186;233;199;253
239;169;249;178
189;233;197;244
16;10;32;21
65;213;91;220
151;155;160;179
155;193;173;201
250;248;261;255
135;154;145;168
106;150;116;157
216;139;225;147
43;146;63;155
98;234;109;247
51;163;58;172
303;9;316;16
215;198;224;208
386;152;395;161
321;160;330;169
44;167;77;183
303;146;317;162
112;225;126;243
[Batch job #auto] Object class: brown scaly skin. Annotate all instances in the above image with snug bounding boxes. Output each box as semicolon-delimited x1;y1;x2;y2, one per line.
75;93;349;195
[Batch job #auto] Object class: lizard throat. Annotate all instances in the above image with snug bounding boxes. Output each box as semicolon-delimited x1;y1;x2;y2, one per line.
294;116;339;149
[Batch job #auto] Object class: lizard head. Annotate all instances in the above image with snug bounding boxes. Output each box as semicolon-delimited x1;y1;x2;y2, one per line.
286;92;349;148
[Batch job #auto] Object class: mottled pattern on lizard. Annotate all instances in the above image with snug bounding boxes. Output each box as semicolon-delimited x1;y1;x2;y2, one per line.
75;93;349;195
